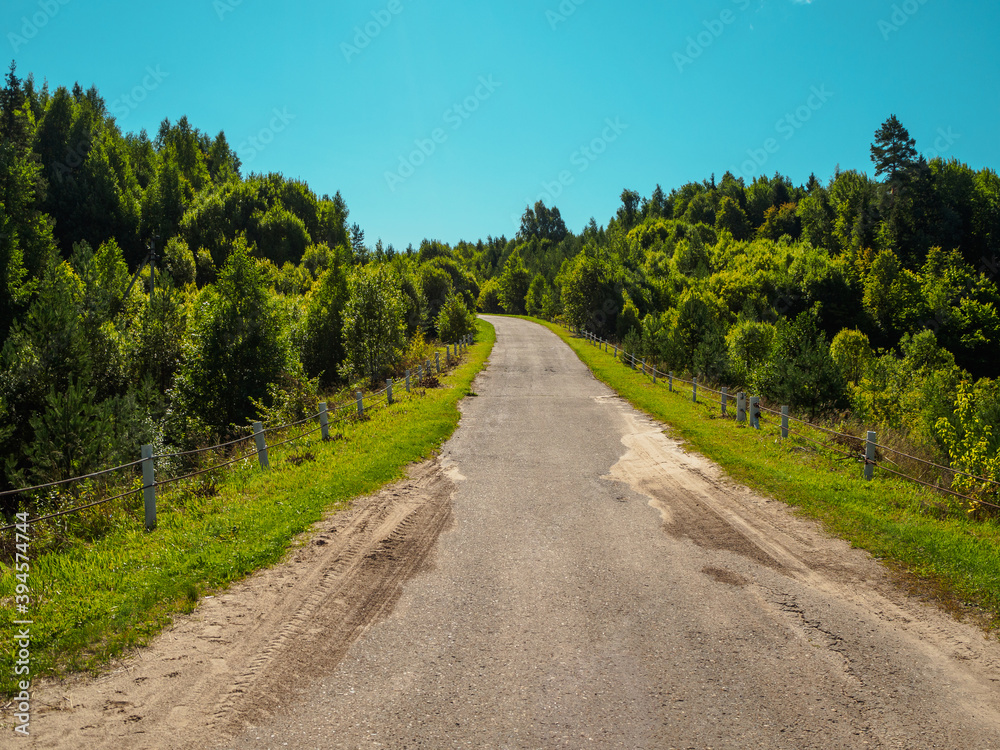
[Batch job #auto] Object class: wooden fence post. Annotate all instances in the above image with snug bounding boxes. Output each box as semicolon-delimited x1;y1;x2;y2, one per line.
319;402;330;441
721;387;728;416
141;445;156;531
435;352;441;374
865;431;877;480
668;371;673;392
386;379;393;405
750;397;760;430
692;376;698;403
781;405;789;438
252;422;270;469
405;370;411;392
737;392;746;423
356;390;364;419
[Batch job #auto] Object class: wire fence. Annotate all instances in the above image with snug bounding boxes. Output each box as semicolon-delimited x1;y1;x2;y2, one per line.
573;326;1000;513
0;336;475;535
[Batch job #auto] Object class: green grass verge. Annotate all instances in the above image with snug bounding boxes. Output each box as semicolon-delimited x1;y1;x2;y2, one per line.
527;316;1000;629
0;319;495;697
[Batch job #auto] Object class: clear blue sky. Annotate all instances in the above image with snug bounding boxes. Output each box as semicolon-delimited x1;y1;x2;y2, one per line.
5;0;1000;251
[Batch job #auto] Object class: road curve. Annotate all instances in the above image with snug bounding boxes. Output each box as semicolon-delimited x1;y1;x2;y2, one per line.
213;315;1000;749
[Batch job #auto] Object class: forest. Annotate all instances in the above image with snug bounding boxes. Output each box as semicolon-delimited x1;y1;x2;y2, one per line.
0;64;478;510
1;61;998;513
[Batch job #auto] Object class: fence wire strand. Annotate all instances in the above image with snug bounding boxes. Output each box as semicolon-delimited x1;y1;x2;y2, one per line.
0;458;146;499
0;487;144;531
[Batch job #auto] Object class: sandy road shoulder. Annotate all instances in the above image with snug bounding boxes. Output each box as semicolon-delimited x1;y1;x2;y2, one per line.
18;459;454;750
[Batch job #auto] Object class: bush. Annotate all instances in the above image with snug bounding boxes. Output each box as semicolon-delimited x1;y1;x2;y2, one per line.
436;294;476;343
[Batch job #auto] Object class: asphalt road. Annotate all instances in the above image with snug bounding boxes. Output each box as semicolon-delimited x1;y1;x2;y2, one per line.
220;315;1000;750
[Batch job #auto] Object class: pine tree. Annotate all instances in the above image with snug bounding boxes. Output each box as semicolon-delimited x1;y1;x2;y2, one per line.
870;115;917;181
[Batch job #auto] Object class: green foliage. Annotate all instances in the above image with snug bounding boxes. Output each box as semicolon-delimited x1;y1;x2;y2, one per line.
419;263;453;332
714;196;751;241
436;293;476;343
300;251;350;388
341;264;406;385
163;236;196;286
23;377;112;484
559;251;621;337
658;288;728;374
871;114;917;181
936;382;1000;512
171;242;291;435
518;200;568;243
525;273;547;318
757;203;801;242
477;277;503;313
756;310;845;417
829;329;873;385
616;294;641;340
726;319;776;387
497;250;530;315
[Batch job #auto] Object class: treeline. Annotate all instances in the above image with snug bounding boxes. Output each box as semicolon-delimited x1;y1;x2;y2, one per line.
0;64;479;508
460;117;1000;502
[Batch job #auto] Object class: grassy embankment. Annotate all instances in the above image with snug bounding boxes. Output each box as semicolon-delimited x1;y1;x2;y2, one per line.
0;319;495;696
530;316;1000;629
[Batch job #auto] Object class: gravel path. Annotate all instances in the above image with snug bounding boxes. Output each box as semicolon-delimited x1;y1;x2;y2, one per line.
221;316;1000;749
21;316;1000;749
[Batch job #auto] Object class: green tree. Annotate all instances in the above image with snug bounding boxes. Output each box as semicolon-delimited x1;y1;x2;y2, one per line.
436;293;476;343
171;242;290;433
23;377;112;484
300;250;350;388
526;273;547;317
715;197;751;241
757;203;802;241
559;251;621;337
341;264;406;385
870;115;917;181
829;329;873;385
163;236;196;286
758;310;845;417
419;264;454;333
726;319;776;387
498;250;530;315
477;277;503;313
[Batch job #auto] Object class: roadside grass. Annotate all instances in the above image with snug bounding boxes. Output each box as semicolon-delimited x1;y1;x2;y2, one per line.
0;320;495;697
529;317;1000;630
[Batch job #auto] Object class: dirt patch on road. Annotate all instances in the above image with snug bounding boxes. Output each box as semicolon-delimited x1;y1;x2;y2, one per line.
605;408;1000;730
16;460;454;750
